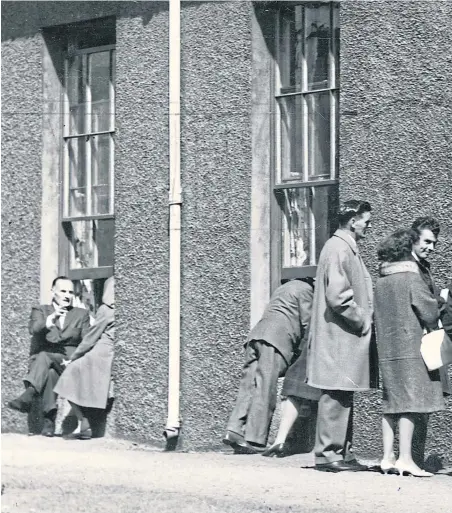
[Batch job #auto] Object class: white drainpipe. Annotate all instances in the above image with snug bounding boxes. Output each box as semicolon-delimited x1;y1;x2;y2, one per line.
164;0;182;443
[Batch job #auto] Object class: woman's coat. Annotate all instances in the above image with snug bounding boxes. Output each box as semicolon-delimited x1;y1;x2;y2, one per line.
374;261;444;413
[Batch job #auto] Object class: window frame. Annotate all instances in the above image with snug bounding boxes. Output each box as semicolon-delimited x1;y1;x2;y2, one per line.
60;31;116;281
272;1;340;283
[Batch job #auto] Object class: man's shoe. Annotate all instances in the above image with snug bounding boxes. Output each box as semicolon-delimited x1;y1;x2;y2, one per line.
345;459;369;471
41;418;55;437
315;460;367;473
222;431;265;454
222;431;244;447
7;387;36;413
234;441;266;455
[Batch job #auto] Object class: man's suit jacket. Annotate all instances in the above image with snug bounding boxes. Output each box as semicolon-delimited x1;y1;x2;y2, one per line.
28;305;90;356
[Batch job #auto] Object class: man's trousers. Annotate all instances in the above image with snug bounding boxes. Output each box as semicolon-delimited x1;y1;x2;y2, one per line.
227;340;288;446
314;389;355;464
25;348;75;414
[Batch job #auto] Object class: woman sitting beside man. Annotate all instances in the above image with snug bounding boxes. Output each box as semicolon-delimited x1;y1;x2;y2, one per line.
55;277;115;440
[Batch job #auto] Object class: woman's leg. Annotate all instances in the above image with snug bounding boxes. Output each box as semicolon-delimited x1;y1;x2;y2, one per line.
69;401;91;433
396;413;432;476
273;396;301;445
381;414;396;463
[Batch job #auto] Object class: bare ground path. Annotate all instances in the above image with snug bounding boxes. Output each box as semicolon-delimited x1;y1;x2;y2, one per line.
1;434;451;513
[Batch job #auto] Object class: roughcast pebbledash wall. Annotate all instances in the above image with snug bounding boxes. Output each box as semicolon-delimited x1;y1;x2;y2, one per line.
1;1;451;464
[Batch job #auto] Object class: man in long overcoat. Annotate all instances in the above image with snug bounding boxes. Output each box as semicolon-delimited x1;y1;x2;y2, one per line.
306;200;374;472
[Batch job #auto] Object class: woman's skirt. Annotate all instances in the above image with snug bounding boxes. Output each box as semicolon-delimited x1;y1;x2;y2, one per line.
282;346;321;401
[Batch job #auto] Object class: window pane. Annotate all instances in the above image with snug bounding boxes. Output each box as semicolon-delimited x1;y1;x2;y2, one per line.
312;185;339;263
333;3;340;88
305;4;330;91
91;134;112;215
90;51;112;132
278;185;338;268
67;55;85;135
307;91;331;179
68;138;87;216
278;95;304;179
278;5;303;93
278;188;310;267
68;219;114;269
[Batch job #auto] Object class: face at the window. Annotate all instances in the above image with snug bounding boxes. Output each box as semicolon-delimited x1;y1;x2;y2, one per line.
413;229;437;261
52;279;75;308
352;211;372;241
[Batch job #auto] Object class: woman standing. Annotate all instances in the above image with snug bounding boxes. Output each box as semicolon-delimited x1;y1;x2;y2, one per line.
374;230;444;477
55;277;115;439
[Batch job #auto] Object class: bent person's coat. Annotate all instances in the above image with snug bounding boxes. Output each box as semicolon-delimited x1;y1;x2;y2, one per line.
306;230;375;391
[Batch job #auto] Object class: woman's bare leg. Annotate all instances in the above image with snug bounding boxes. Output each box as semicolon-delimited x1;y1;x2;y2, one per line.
273;396;301;445
381;414;396;463
396;414;432;476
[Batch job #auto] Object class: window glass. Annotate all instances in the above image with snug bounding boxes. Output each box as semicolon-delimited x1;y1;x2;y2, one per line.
274;3;339;274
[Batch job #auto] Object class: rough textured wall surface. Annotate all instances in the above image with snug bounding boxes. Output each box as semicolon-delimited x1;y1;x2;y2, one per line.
340;1;452;464
0;2;170;443
113;2;170;445
1;29;42;433
179;1;253;450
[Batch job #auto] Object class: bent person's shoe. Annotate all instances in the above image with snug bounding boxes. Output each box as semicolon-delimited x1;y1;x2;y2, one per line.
222;430;245;448
315;460;367;473
234;441;266;455
7;387;36;413
262;443;290;458
41;418;55;437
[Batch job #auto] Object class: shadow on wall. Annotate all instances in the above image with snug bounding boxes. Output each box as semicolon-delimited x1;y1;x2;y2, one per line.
1;1;168;42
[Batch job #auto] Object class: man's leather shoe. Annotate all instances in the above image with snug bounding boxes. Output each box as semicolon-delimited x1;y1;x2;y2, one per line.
41;418;55;437
222;431;265;454
315;460;367;473
222;431;245;448
234;441;266;455
7;387;36;413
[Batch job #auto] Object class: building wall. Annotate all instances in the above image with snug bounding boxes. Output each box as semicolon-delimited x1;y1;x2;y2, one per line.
0;1;172;439
178;0;253;449
340;0;452;462
1;23;42;433
2;0;451;464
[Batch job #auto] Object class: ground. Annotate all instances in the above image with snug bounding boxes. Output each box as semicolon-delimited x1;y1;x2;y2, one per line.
1;434;451;513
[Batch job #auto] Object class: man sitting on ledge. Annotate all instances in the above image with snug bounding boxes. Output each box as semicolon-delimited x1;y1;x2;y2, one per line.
8;276;90;437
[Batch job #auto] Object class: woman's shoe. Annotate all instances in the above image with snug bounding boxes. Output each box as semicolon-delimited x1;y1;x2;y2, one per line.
262;443;289;458
380;459;397;475
395;461;433;477
78;427;92;440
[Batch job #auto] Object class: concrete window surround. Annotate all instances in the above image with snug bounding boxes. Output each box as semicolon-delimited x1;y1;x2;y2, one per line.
40;19;115;305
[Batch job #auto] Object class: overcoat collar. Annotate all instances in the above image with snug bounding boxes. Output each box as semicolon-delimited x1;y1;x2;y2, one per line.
333;229;358;254
380;261;419;277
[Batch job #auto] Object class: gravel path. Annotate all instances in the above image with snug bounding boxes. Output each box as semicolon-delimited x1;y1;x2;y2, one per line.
2;434;451;513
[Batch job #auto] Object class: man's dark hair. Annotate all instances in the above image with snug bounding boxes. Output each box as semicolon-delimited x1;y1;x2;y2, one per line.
377;228;417;263
51;276;72;288
337;200;372;227
411;216;440;238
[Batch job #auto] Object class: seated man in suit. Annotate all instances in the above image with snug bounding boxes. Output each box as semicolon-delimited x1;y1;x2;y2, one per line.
8;276;90;436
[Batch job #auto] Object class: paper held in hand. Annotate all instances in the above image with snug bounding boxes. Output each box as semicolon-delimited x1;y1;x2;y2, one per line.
421;329;452;371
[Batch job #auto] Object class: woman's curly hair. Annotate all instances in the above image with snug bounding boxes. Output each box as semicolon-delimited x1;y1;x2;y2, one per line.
377;228;417;263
